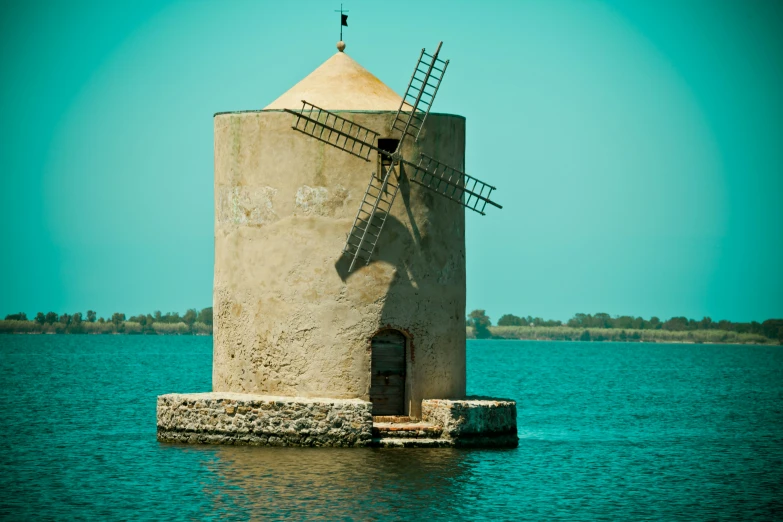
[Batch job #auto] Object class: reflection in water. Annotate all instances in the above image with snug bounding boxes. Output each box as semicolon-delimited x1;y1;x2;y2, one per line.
197;446;480;520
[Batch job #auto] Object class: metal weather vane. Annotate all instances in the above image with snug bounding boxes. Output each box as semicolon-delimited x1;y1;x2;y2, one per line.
284;40;502;272
335;4;348;42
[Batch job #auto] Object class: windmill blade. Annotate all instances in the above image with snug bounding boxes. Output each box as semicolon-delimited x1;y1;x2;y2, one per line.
285;101;380;161
390;42;449;143
401;154;502;215
343;164;401;272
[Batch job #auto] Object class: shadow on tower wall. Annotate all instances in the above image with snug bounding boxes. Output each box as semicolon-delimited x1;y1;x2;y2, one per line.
333;168;428;336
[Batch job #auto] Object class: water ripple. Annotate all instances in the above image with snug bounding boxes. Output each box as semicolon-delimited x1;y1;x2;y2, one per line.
0;336;781;520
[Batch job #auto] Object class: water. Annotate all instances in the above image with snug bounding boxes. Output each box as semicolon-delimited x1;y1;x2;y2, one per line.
1;336;781;520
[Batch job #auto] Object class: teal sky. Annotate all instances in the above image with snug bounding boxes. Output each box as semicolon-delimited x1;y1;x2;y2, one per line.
1;0;781;323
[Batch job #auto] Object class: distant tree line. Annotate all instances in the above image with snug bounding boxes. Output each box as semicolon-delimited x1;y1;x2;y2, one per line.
466;310;783;344
0;308;213;335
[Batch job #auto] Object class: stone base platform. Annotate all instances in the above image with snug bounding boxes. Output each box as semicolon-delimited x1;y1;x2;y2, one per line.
420;397;518;448
157;393;517;448
157;393;373;447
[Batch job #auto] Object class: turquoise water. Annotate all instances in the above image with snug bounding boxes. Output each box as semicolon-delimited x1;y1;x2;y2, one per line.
1;336;781;520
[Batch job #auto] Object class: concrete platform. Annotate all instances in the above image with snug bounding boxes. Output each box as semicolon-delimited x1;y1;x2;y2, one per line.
157;393;517;448
422;397;519;446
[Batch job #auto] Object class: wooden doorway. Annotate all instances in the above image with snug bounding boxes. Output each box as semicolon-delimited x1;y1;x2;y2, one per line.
370;329;406;416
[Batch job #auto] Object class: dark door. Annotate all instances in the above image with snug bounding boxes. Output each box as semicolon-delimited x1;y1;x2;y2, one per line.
370;330;406;415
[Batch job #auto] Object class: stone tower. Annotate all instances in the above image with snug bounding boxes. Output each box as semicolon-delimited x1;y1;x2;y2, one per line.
212;45;466;418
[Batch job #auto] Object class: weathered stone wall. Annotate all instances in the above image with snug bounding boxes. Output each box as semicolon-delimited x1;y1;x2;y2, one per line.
421;398;518;447
213;110;467;418
157;392;372;447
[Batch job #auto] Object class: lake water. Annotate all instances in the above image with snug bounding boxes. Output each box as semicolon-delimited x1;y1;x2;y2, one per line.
1;336;781;520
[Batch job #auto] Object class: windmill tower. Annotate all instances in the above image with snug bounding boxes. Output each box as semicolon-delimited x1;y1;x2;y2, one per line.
212;41;500;419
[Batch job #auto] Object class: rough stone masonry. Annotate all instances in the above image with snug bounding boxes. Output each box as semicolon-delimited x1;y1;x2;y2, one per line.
422;398;518;448
157;393;517;448
157;393;373;447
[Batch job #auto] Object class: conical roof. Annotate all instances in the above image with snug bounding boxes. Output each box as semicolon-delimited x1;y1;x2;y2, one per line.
264;50;406;111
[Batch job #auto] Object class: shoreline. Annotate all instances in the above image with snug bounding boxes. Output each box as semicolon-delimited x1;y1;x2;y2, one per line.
0;331;212;336
0;319;212;336
467;326;781;346
475;337;778;346
1;331;777;346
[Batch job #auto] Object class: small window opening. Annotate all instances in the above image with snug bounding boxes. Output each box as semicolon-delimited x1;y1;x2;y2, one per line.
377;138;399;179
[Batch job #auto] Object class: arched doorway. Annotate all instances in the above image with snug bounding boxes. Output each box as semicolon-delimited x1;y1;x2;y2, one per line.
370;329;406;415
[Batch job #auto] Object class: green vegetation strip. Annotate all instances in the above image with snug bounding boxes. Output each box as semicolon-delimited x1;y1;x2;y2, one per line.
466;326;777;344
1;308;213;335
466;310;783;344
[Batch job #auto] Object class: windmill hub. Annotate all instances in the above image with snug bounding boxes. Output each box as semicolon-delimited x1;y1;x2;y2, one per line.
285;41;501;272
